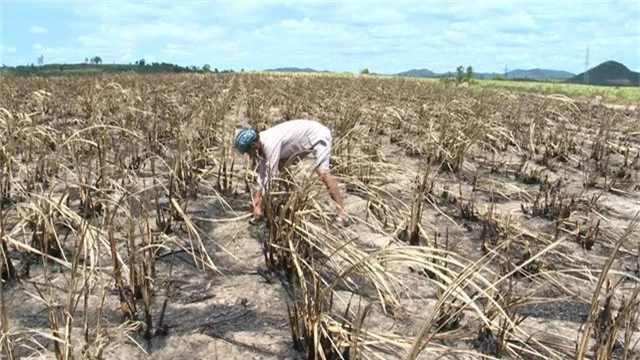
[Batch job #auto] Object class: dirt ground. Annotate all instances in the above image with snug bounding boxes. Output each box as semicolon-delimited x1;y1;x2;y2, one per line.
1;73;639;360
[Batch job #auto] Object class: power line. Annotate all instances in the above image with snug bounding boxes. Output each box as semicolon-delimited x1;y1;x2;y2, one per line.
583;44;589;85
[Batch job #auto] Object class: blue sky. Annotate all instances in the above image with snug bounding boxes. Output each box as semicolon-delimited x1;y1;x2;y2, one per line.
1;0;638;74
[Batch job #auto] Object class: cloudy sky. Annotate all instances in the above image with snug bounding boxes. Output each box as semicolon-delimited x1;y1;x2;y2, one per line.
1;0;638;74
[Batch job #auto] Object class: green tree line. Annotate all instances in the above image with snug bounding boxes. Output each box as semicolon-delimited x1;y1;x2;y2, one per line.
2;59;236;77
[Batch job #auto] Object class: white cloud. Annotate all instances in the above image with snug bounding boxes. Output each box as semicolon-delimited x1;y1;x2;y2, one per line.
497;10;537;33
368;24;420;40
246;0;637;73
163;43;192;57
28;26;49;34
92;22;225;43
32;43;69;55
68;1;228;64
209;40;243;55
75;35;136;60
331;5;405;25
1;45;17;54
2;0;637;74
30;43;76;63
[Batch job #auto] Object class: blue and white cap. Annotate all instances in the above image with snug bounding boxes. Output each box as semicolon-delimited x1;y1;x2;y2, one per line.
234;128;258;153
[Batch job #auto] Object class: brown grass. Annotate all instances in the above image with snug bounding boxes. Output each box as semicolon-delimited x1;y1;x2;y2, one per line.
0;72;639;359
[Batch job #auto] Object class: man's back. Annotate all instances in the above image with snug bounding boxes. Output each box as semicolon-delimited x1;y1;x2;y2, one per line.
259;119;330;164
256;119;332;191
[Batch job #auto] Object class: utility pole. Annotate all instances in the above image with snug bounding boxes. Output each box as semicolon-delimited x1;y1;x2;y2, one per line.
583;44;589;85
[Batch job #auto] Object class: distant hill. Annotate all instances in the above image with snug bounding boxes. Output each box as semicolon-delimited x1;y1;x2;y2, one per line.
396;69;501;79
396;68;436;77
393;68;574;81
567;60;639;86
506;68;575;80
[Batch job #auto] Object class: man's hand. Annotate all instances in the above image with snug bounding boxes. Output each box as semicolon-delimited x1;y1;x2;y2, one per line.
252;188;264;218
249;205;264;226
253;206;264;220
251;189;264;224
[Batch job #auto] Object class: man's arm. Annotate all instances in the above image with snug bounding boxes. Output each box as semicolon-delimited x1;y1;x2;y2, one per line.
252;144;280;220
252;187;264;219
253;160;267;219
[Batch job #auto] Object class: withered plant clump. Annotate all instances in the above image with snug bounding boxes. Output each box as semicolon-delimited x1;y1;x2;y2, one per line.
521;178;577;221
0;74;228;358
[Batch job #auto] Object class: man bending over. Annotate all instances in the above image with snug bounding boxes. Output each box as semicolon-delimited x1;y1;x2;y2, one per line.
234;119;351;227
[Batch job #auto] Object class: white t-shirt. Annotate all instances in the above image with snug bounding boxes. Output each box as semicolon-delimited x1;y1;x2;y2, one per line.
255;119;332;193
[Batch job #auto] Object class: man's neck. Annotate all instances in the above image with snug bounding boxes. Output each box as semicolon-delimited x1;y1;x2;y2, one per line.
257;142;266;160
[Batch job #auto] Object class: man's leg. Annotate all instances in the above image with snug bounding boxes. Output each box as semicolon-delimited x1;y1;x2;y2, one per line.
313;137;350;224
316;167;349;221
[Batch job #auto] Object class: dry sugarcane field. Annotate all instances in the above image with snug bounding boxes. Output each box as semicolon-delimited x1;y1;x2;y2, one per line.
1;72;640;360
